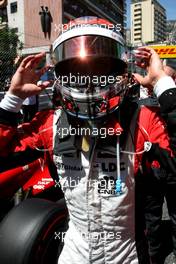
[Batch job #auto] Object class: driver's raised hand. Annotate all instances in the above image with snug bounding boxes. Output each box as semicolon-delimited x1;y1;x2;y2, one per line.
9;53;51;99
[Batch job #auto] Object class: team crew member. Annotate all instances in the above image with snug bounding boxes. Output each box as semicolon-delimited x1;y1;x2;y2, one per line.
135;60;176;264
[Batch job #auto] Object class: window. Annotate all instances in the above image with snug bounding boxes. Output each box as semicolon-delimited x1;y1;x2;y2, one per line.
135;18;141;21
134;23;141;27
134;33;141;36
10;2;17;13
134;38;141;41
134;8;141;12
134;4;141;7
13;27;18;33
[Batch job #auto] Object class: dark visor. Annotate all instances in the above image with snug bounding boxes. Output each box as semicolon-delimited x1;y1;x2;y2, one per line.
54;35;127;77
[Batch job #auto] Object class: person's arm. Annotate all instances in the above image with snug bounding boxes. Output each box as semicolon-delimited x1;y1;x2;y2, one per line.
134;47;176;151
133;47;176;105
133;47;176;176
0;53;53;163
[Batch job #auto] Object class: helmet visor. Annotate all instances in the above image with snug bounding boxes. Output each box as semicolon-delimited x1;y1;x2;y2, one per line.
54;35;127;79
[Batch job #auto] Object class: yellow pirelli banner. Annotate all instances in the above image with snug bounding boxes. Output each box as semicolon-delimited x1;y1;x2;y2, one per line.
149;45;176;58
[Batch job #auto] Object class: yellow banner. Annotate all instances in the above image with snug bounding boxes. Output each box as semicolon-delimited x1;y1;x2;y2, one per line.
149;46;176;58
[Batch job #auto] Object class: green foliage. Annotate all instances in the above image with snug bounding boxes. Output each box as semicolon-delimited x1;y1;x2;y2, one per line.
0;26;23;90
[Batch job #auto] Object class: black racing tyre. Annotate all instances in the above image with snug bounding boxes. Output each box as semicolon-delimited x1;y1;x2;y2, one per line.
0;198;68;264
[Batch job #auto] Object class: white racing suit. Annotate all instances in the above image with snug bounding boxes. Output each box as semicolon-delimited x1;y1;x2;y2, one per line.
55;128;138;264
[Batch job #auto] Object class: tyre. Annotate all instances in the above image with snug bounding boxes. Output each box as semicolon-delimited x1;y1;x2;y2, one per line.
0;198;68;264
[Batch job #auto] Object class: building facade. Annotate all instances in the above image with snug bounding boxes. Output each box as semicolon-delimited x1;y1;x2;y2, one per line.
131;0;166;46
166;20;176;44
7;0;62;55
5;0;127;55
63;0;126;30
7;0;25;43
126;28;131;45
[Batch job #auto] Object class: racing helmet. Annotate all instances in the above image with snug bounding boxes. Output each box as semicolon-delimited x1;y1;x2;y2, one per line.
52;16;128;120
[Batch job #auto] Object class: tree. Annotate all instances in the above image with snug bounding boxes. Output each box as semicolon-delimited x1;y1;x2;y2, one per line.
0;26;23;91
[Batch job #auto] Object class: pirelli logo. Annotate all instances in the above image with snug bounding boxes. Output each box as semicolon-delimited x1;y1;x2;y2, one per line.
150;46;176;58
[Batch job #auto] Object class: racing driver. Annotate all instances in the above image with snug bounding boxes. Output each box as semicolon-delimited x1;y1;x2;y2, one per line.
0;17;176;264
